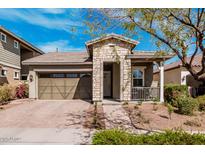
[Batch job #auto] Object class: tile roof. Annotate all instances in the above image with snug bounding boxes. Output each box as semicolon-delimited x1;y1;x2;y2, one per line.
154;54;202;73
22;51;92;65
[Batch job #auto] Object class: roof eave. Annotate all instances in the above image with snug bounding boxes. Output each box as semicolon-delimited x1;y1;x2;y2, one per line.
22;62;93;66
0;26;44;54
127;55;174;61
85;34;139;47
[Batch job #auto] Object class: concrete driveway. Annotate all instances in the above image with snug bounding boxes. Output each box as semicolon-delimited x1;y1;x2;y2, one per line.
0;100;94;144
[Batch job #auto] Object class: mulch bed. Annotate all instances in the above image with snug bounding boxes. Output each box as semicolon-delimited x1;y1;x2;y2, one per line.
83;104;106;129
123;103;205;131
0;99;32;111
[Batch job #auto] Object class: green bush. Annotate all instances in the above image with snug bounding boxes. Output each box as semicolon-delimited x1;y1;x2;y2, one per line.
92;129;205;145
196;95;205;111
164;84;188;106
176;95;198;115
0;84;13;103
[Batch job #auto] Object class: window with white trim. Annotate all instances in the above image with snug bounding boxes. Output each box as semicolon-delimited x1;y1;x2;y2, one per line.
14;71;19;79
1;69;7;77
14;40;19;49
132;69;144;87
1;33;7;43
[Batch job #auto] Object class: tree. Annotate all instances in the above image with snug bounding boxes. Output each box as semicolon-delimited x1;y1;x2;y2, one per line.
85;9;205;83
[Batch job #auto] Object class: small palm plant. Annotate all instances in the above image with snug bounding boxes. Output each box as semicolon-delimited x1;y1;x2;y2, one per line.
167;104;174;120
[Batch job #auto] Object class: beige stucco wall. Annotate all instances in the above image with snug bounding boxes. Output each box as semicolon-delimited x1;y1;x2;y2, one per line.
153;72;159;82
180;67;203;87
92;38;132;102
154;66;203;87
153;67;181;85
28;70;38;99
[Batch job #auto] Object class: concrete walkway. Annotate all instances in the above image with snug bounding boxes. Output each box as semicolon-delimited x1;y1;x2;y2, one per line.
102;100;150;134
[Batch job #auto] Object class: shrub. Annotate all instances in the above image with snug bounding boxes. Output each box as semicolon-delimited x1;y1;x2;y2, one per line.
176;95;198;115
196;95;205;111
15;83;29;99
167;104;174;119
92;129;205;145
164;84;188;106
0;84;13;103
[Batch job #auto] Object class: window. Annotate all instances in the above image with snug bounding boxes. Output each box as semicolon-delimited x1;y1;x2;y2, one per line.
14;71;19;79
66;74;78;78
51;74;65;78
21;75;28;80
1;69;7;77
39;73;91;78
14;40;19;49
132;69;144;87
1;33;6;43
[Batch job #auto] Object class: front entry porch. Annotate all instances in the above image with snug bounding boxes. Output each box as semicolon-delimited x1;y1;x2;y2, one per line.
103;62;120;100
130;61;164;102
93;61;165;103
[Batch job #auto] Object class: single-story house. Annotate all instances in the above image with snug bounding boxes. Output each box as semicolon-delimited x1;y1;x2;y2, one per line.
23;34;172;103
153;54;203;88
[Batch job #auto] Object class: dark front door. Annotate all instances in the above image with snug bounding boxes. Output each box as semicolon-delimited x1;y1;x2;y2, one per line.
103;71;112;98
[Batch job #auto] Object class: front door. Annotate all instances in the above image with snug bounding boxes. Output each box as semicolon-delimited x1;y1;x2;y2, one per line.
103;71;111;98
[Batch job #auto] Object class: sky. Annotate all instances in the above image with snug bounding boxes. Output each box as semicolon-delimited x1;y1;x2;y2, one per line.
0;8;177;63
0;8;160;51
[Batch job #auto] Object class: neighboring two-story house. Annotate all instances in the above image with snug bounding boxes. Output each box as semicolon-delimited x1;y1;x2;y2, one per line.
0;26;44;85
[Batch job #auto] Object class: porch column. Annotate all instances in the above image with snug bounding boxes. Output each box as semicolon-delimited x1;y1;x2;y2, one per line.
92;58;103;102
159;61;164;103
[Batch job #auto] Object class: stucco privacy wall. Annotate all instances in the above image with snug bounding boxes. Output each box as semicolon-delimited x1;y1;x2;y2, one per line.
92;38;132;102
29;71;38;98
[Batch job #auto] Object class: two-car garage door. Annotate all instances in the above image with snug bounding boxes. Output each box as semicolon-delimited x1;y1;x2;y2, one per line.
38;73;92;100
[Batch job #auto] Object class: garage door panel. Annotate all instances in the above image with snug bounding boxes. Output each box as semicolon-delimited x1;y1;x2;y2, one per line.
38;75;92;100
38;79;51;86
39;93;51;100
39;88;51;93
52;93;65;100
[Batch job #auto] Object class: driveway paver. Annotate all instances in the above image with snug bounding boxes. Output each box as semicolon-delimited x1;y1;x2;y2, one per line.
0;100;94;144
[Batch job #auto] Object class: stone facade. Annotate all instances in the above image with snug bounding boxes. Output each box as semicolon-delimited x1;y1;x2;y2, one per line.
92;38;133;102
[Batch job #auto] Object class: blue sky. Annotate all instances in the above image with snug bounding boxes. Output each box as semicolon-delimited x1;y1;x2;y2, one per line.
0;8;161;52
